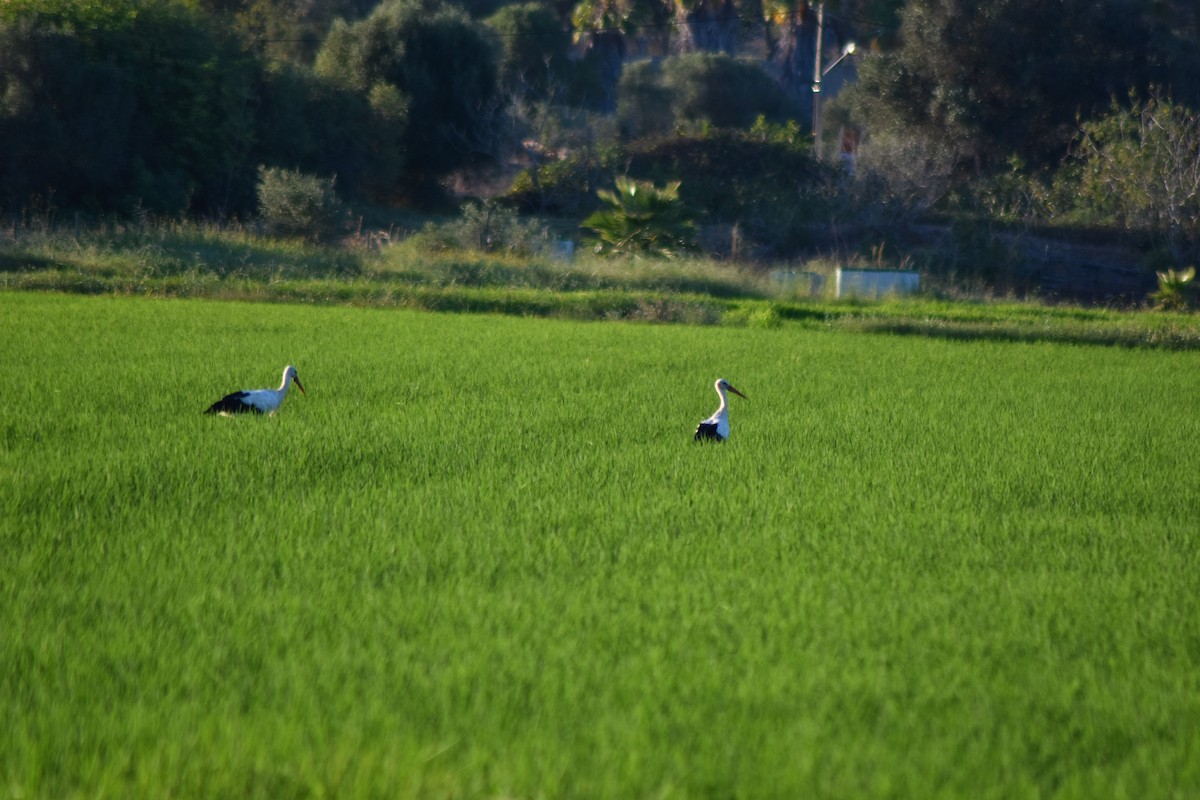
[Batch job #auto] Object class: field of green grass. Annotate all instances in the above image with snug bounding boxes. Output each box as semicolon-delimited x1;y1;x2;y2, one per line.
3;291;1199;798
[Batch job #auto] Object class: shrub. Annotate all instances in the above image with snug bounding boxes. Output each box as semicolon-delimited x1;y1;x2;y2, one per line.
411;200;552;256
314;0;500;189
661;53;795;130
1150;266;1196;311
1073;94;1200;263
617;54;796;138
485;3;570;99
616;60;676;139
506;129;833;256
582;176;698;258
256;167;347;243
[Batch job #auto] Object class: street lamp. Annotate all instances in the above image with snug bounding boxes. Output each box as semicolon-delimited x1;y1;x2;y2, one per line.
811;3;856;159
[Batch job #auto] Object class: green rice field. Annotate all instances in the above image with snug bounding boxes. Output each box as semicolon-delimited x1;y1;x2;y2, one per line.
2;291;1199;798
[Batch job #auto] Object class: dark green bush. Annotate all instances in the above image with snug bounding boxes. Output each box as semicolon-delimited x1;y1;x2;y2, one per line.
1071;95;1200;264
315;0;500;193
660;53;796;129
485;3;570;99
507;128;833;256
0;0;258;216
256;167;347;243
616;60;677;139
617;54;797;138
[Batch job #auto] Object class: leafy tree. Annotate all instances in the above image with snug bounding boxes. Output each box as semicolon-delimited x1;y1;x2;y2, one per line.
0;0;259;216
315;0;500;198
1073;94;1200;263
507;126;829;253
252;62;402;202
570;0;662;110
663;53;796;128
842;0;1192;175
582;176;698;257
618;53;796;137
195;0;380;64
0;19;136;213
485;3;571;99
617;60;677;138
625;124;831;254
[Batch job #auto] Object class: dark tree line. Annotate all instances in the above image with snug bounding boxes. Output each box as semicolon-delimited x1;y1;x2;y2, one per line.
838;0;1200;175
0;0;508;216
1;0;1198;221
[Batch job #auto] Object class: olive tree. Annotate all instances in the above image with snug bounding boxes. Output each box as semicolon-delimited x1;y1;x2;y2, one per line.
316;0;500;198
842;0;1190;175
1075;94;1200;263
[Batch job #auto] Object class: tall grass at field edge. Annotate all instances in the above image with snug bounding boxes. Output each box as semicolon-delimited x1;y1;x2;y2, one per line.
5;220;1200;347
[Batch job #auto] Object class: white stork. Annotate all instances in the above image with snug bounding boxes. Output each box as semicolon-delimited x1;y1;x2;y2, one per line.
205;365;306;416
694;378;748;442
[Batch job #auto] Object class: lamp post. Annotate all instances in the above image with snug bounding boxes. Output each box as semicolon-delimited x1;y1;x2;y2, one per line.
811;3;855;160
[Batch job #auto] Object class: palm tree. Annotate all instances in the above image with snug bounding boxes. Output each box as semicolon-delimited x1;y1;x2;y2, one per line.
582;176;698;257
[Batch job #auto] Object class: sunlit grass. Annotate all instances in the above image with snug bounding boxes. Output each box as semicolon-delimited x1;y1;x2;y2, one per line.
2;292;1199;798
5;221;1200;349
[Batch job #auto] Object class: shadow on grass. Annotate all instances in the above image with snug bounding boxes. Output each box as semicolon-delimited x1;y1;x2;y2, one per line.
5;260;1197;348
0;252;61;272
844;318;1200;350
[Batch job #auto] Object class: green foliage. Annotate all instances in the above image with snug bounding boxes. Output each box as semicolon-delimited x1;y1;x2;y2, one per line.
0;0;141;29
0;19;136;213
570;0;661;110
314;0;500;191
624;130;830;254
1072;94;1200;263
508;129;830;255
618;53;795;137
1151;266;1197;312
842;0;1199;174
615;60;675;138
408;200;553;256
252;63;400;202
505;142;624;216
0;0;261;216
958;155;1055;224
220;0;376;65
484;3;570;99
582;176;698;257
256;167;347;243
661;53;795;128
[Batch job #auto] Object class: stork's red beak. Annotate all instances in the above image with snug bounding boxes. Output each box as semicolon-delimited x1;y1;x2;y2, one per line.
728;385;747;400
293;376;307;395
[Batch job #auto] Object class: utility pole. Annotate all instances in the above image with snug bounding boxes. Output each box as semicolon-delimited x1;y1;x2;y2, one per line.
811;2;825;158
811;3;855;162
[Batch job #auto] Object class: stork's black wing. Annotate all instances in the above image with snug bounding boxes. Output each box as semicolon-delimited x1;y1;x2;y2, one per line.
204;391;260;415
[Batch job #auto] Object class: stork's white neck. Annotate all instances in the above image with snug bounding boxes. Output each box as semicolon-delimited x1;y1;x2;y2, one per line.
713;383;729;414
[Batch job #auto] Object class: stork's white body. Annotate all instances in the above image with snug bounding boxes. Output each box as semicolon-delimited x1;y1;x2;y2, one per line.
694;378;747;442
205;365;306;416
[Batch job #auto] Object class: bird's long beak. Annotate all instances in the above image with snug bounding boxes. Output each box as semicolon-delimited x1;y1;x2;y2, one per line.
293;376;307;396
728;385;747;400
